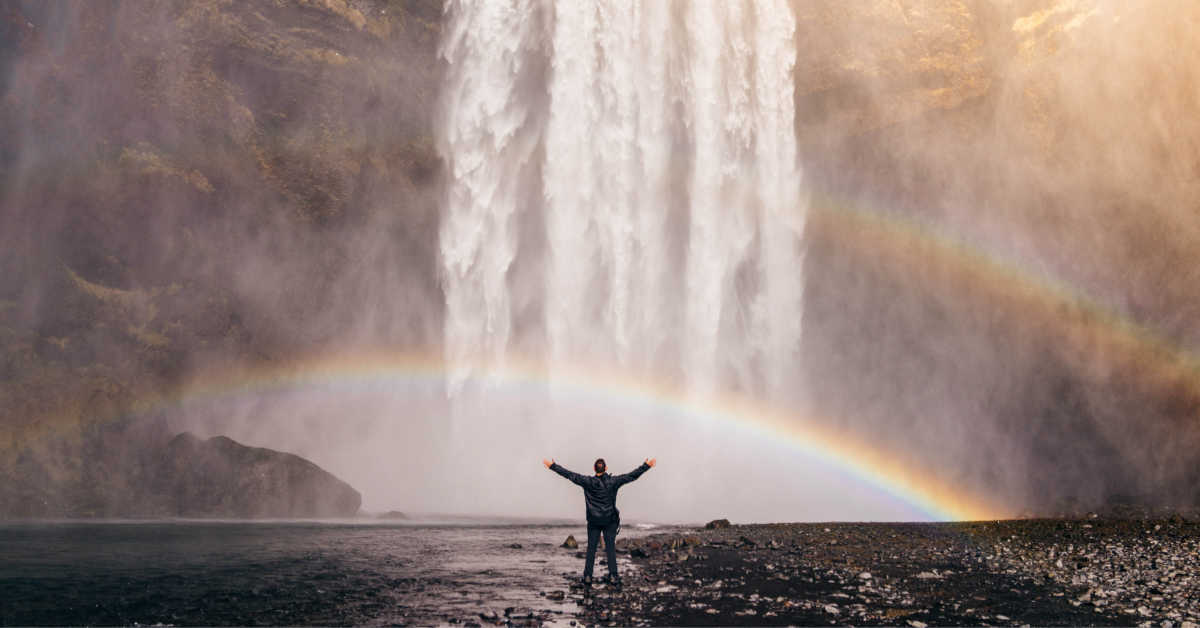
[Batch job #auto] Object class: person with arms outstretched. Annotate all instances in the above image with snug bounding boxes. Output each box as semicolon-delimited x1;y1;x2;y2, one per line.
543;456;656;588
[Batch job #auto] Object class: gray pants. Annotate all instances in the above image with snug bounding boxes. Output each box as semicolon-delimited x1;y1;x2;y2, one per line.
583;521;619;580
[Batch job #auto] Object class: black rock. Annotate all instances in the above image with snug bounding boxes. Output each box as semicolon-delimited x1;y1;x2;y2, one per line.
705;518;732;529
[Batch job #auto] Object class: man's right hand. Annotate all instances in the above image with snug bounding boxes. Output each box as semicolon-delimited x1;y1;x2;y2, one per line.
645;457;656;468
543;458;554;469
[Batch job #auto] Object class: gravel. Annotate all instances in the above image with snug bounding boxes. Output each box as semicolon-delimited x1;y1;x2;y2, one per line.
550;519;1200;626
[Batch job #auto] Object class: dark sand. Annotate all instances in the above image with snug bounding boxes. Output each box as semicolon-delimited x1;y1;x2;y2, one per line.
562;519;1200;627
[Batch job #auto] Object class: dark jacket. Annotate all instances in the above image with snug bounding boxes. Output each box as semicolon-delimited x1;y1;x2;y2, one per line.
550;462;651;525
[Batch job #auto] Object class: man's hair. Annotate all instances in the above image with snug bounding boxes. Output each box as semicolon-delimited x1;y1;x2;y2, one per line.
594;458;606;474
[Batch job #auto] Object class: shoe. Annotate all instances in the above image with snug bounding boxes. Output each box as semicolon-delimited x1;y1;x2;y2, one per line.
580;576;593;588
604;575;622;589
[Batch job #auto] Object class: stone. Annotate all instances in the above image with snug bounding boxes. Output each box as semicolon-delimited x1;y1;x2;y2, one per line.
562;535;578;549
704;519;731;529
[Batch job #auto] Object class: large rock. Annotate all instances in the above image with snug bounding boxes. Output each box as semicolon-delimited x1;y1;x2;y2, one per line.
160;433;361;518
0;412;361;518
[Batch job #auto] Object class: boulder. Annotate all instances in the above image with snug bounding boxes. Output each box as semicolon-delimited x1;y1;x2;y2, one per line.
704;518;731;529
562;535;578;549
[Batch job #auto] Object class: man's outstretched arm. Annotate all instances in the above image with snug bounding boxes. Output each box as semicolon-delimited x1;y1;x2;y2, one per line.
544;459;589;486
613;457;656;487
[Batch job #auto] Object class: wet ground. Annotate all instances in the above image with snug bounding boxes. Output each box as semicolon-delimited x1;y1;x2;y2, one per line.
3;519;1198;626
0;520;659;626
579;519;1200;627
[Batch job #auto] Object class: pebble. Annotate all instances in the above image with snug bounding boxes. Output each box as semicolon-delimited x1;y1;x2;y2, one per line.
573;519;1200;626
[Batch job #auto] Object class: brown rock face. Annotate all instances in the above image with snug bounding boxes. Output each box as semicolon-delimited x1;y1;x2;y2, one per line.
0;0;438;518
797;0;1200;512
3;0;1200;517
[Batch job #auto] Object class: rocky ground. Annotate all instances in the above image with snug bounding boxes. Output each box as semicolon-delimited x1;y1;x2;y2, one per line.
547;519;1200;627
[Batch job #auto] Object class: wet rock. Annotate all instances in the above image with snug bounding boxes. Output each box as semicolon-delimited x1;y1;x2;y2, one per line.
562;535;578;549
704;519;731;529
584;519;1200;627
509;543;522;549
546;590;565;601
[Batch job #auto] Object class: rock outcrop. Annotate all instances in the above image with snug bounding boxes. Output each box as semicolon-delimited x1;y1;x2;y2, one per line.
160;433;361;518
0;412;361;518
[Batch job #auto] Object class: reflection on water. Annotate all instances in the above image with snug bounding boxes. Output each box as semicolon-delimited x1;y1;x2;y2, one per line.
0;521;663;625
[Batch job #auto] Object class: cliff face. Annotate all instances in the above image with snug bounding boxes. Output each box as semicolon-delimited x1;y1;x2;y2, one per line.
794;0;1200;511
0;0;441;517
2;0;1199;516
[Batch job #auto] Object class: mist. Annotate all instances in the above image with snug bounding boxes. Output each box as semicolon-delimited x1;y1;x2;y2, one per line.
2;0;1200;521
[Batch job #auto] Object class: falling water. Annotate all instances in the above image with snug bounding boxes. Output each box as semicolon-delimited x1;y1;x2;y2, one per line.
439;0;806;401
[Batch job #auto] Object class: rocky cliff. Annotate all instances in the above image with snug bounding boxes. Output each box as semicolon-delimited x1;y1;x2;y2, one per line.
0;0;440;518
3;0;1200;516
792;0;1200;511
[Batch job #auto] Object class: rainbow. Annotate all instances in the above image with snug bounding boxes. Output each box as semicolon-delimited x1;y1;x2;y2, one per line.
152;349;1008;522
18;197;1199;523
811;199;1200;407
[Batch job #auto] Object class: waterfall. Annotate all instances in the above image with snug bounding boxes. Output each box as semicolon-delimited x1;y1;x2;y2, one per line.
439;0;806;400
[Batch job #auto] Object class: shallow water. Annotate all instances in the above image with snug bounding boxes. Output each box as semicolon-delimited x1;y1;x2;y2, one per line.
0;521;666;626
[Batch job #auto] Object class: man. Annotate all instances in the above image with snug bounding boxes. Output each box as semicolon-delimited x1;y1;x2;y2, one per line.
543;456;656;588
